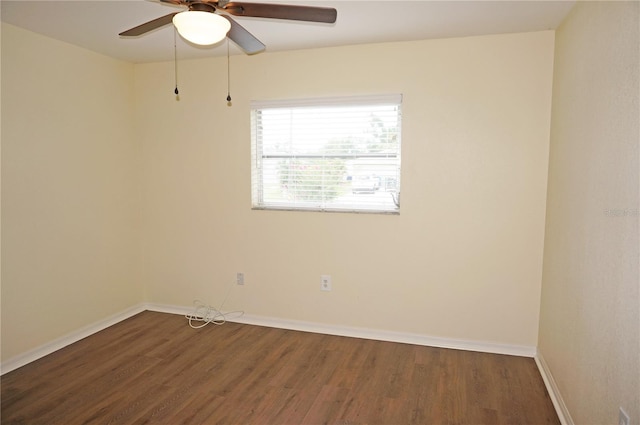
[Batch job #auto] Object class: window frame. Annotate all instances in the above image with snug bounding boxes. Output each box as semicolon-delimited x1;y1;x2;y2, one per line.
250;94;402;214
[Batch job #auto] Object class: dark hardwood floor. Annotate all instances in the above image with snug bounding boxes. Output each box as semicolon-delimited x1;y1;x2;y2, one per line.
1;311;559;424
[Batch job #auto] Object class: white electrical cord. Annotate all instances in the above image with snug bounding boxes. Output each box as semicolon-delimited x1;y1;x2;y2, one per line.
185;280;244;328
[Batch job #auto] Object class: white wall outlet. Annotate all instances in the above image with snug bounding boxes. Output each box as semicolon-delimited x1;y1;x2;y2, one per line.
320;275;332;291
619;407;630;425
236;272;244;285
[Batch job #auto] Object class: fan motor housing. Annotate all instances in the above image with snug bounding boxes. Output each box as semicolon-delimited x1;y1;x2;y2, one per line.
189;2;216;13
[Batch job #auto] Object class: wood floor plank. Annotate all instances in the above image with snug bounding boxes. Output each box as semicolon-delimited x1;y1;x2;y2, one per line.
1;311;560;424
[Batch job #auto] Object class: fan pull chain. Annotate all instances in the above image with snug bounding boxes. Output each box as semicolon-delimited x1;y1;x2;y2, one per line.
174;28;180;99
226;39;232;106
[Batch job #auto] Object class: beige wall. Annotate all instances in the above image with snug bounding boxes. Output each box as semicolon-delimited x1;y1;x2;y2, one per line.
0;20;3;361
539;1;640;424
1;24;143;360
136;31;555;347
1;24;555;362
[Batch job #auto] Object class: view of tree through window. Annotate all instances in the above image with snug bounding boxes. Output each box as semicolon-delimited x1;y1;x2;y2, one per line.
251;95;402;213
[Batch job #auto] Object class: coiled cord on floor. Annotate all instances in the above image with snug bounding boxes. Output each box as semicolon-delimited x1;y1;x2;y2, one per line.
185;300;244;328
184;277;245;328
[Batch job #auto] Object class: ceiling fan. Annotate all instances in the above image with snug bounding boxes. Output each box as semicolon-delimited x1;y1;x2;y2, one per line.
119;0;338;55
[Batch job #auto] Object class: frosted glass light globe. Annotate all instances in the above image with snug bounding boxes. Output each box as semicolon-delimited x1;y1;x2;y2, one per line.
173;11;231;46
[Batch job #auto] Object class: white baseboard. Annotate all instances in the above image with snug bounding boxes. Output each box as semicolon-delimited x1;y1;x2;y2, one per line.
148;303;537;357
535;350;574;425
1;302;538;376
0;303;147;375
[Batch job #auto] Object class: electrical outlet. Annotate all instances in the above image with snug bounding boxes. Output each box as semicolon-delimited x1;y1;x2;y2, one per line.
619;407;630;425
320;275;332;291
236;272;244;285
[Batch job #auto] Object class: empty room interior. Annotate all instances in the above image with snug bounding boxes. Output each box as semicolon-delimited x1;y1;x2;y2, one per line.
1;0;638;424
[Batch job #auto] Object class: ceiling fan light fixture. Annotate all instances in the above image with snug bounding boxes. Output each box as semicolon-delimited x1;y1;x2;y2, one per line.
172;11;231;46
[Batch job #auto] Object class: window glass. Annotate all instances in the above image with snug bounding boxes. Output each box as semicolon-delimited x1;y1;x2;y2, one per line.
251;95;402;213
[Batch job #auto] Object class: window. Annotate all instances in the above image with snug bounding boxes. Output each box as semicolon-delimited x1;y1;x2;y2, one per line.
251;94;402;214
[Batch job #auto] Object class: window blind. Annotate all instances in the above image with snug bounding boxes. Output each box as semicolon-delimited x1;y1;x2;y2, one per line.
251;94;402;214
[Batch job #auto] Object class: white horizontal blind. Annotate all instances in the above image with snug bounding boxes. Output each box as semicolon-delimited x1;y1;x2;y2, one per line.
251;94;402;213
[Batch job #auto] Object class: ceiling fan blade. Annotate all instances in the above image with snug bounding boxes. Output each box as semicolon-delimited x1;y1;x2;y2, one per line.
119;13;179;37
223;15;266;55
223;2;337;23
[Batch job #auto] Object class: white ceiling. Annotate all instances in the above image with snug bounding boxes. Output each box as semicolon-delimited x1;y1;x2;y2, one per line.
1;0;575;63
